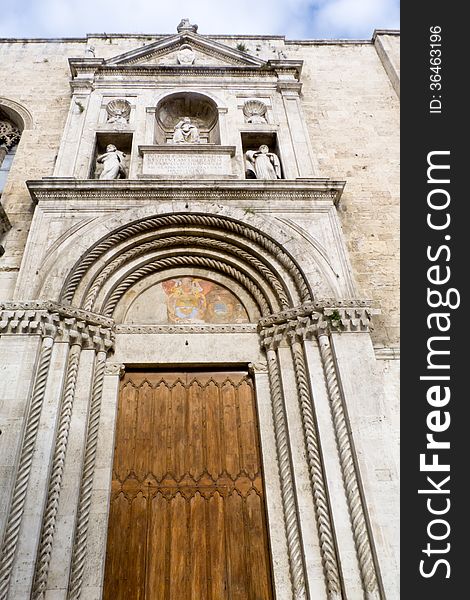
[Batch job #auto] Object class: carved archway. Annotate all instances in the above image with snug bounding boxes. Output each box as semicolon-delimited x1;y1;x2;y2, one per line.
59;211;313;318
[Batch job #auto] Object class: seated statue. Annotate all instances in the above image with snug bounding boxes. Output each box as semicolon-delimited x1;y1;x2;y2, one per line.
172;117;200;143
97;144;126;179
245;145;281;179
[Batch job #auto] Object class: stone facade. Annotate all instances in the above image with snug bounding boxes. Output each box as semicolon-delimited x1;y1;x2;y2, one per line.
0;23;399;600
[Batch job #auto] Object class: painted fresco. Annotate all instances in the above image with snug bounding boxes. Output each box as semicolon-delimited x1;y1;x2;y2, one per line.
161;277;249;323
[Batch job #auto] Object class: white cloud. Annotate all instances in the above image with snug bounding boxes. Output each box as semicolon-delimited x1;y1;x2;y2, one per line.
0;0;399;39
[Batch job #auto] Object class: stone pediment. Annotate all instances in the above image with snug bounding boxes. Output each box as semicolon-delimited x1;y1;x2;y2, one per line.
104;33;267;69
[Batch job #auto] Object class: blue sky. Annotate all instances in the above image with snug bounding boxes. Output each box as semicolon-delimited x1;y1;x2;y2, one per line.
0;0;399;39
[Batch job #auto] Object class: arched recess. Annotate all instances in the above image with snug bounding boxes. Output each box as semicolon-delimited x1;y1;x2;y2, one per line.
57;210;316;319
0;97;34;131
155;91;221;144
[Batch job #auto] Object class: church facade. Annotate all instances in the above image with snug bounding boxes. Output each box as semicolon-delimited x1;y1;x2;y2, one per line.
0;20;400;600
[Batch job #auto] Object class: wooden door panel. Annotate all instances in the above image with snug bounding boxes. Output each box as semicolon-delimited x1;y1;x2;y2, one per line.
103;370;273;600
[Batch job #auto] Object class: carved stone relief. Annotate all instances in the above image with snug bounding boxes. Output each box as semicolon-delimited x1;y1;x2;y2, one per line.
172;117;200;143
96;144;127;179
243;99;268;123
176;18;198;33
246;145;281;179
105;99;131;125
177;44;196;65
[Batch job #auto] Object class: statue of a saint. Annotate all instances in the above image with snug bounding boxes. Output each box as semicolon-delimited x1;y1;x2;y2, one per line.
97;144;126;179
172;117;200;143
245;145;281;179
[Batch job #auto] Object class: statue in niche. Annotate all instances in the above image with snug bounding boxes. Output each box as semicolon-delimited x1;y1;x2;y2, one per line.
97;144;127;179
172;117;200;143
245;145;281;179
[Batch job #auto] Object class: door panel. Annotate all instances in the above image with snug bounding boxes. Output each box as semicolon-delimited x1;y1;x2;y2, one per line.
103;370;273;600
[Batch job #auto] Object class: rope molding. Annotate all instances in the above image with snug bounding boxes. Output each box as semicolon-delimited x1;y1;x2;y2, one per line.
60;213;311;305
67;350;108;600
318;333;381;600
289;338;343;600
0;333;55;600
31;341;82;599
82;233;292;312
265;346;308;600
101;254;273;317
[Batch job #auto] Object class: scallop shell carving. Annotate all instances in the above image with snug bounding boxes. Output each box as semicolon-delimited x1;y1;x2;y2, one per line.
106;99;131;124
243;99;268;123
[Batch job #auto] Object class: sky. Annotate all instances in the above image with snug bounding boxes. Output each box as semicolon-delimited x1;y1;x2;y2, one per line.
0;0;399;40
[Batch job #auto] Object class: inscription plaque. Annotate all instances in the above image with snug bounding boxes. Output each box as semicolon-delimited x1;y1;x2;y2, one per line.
139;145;236;178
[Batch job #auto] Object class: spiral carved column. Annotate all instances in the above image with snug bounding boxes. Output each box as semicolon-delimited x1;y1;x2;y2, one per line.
289;337;343;600
0;328;56;600
317;333;381;600
67;348;108;600
31;335;83;599
264;339;308;600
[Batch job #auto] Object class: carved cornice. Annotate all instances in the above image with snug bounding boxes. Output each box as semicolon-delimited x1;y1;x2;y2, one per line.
258;299;374;337
0;301;115;350
26;178;345;206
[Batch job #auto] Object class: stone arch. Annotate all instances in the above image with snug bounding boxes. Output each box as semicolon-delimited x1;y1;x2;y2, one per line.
0;97;34;131
31;202;343;307
59;211;313;320
154;90;222;144
1;98;33;198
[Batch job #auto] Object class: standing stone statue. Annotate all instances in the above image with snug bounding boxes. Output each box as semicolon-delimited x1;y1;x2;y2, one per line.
97;144;126;179
245;145;281;179
172;117;200;143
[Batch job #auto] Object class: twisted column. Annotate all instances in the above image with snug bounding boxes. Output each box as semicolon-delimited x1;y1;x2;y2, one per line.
0;331;55;600
265;345;308;600
318;333;381;600
31;338;82;599
289;338;343;600
67;349;107;600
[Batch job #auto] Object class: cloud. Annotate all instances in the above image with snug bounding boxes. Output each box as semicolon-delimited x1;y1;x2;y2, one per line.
0;0;399;39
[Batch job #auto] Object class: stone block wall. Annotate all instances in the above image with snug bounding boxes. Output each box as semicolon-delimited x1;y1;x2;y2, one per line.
0;32;399;349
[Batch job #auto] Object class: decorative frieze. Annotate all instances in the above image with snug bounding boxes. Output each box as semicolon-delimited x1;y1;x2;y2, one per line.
26;177;345;206
116;323;257;334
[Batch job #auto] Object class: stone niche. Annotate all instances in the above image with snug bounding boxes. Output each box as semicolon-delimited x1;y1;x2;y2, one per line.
154;92;220;144
90;132;133;179
139;91;236;179
241;131;284;179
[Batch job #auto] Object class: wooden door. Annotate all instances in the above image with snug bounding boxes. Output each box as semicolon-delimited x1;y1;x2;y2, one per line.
103;370;273;600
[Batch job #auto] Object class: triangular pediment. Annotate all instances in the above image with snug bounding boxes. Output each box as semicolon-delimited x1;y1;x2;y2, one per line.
104;32;267;69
